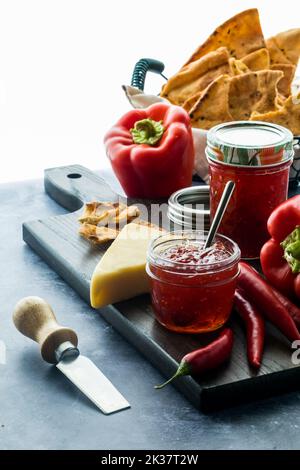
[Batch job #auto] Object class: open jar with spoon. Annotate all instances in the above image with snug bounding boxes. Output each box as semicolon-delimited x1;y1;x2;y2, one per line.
146;230;240;333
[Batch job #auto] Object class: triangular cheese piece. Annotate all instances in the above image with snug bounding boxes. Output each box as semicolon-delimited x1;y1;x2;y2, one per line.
90;223;162;308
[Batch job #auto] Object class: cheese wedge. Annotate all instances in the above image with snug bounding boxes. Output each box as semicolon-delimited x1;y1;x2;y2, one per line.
90;223;162;308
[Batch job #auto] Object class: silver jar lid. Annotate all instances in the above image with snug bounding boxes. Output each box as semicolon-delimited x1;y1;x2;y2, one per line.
168;186;210;231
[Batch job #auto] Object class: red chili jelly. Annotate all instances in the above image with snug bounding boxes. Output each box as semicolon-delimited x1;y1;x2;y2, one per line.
146;231;240;333
206;122;294;259
209;160;292;259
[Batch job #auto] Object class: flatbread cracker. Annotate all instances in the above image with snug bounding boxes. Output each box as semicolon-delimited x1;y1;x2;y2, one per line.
109;205;140;228
79;219;163;245
183;9;265;66
79;224;119;244
228;70;283;120
78;202;141;245
78;202;124;225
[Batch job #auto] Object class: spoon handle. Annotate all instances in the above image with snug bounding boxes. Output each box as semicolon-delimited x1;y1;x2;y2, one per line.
204;181;235;249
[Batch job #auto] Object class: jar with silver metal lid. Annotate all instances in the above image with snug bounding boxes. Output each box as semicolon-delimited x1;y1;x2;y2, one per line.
206;121;294;259
167;185;210;231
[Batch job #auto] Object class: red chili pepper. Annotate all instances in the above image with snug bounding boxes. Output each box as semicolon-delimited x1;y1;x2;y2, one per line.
238;262;300;342
234;288;265;368
155;328;233;389
104;102;194;198
269;285;300;330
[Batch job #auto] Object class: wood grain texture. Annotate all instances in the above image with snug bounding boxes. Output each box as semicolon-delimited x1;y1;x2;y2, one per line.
23;164;300;410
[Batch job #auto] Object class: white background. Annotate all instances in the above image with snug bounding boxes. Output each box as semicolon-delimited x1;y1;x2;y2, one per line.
0;0;299;183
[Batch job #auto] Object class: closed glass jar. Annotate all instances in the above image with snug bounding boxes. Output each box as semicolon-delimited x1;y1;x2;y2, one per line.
206;122;294;259
146;230;240;334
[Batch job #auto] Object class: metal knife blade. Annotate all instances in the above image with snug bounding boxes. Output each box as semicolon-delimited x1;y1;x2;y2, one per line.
56;354;130;414
13;297;131;415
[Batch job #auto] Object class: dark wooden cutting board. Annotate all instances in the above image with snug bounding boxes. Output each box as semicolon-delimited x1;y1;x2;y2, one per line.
23;164;300;411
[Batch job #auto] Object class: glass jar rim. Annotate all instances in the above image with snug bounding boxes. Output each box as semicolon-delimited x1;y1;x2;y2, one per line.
148;230;241;273
146;262;240;288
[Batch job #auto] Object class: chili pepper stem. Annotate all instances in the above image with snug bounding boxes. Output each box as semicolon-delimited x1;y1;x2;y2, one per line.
155;361;190;389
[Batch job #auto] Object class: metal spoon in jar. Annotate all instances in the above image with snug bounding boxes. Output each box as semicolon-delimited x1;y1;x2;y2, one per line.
204;181;235;249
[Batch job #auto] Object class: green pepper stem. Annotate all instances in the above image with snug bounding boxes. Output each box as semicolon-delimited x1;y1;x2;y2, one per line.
155;361;190;390
287;241;300;258
130;118;164;146
281;226;300;274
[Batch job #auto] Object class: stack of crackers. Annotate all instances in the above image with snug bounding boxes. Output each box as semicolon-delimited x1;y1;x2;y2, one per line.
78;202;164;245
79;202;140;244
160;9;300;135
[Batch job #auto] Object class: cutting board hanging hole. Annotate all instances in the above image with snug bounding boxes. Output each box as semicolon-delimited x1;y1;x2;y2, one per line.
67;173;82;179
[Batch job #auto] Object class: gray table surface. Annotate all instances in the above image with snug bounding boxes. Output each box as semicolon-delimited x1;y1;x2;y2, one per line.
1;171;300;451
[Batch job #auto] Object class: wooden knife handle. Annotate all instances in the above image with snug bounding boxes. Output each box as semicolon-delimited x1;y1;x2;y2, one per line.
13;296;78;364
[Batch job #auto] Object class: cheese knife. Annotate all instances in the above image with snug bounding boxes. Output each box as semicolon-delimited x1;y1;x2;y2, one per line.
13;296;130;414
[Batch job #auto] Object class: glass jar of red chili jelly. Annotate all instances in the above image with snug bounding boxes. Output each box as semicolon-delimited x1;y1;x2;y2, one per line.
146;231;240;333
206;121;294;259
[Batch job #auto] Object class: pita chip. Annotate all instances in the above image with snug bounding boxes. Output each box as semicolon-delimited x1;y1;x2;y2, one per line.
183;9;265;66
250;94;300;136
267;29;300;65
228;70;283;120
270;63;296;97
181;58;248;113
160;47;231;105
229;58;249;75
182;91;204;113
189;75;233;129
241;48;270;71
266;38;291;65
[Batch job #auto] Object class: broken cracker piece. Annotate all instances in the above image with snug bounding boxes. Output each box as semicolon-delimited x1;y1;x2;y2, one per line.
79;223;119;244
78;202;124;225
109;205;140;228
78;201;141;245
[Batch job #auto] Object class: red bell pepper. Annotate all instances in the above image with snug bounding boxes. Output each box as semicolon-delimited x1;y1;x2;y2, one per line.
260;195;300;299
104;103;194;198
